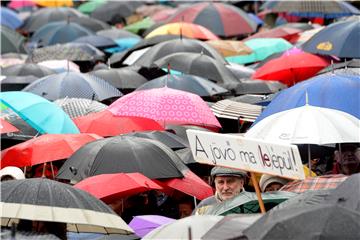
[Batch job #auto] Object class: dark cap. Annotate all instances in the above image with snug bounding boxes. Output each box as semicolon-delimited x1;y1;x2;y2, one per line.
210;166;247;179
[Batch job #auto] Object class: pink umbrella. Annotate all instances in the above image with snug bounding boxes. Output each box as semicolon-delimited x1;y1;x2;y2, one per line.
108;87;221;129
8;0;36;10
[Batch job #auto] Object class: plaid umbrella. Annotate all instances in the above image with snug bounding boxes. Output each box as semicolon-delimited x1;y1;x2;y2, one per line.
280;174;348;193
54;97;107;119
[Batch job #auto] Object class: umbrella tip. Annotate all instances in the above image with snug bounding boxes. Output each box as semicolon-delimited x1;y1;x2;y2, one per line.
69;167;78;175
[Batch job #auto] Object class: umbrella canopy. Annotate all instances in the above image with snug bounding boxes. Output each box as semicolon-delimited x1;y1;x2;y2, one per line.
245;26;302;44
78;0;107;15
0;7;23;30
136;74;228;97
143;215;224;239
226;38;293;65
0;91;79;134
129;215;175;238
1;63;56;78
38;60;80;73
206;40;252;57
30;21;94;47
0;75;38;92
69;16;110;32
73;110;164;137
74;35;117;50
1;114;38;141
0;118;19;134
167;2;257;37
0;178;133;234
253;73;360;123
97;28;141;40
319;59;360;74
54;97;107;119
241;204;360;240
8;0;36;10
145;22;219;41
56;135;184;182
246;104;360;145
152;52;238;84
1;133;101;168
0;26;26;54
124;17;155;34
252;52;330;86
108;87;221;129
23;72;122;101
34;0;73;7
74;173;163;203
230;93;277;107
21;7;84;33
302;20;360;59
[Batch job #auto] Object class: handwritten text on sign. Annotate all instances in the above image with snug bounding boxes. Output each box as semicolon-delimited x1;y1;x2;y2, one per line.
187;130;305;180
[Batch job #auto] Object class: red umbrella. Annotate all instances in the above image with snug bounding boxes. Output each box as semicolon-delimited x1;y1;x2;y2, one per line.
74;173;163;203
1;133;101;168
73;110;165;137
0;118;19;134
246;27;302;44
252;52;330;86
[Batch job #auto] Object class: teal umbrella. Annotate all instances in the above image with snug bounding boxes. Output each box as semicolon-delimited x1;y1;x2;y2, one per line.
204;191;297;215
226;38;292;65
0;91;79;134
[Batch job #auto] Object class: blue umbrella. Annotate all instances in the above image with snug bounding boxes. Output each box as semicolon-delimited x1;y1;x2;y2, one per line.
302;20;360;59
0;91;79;134
253;72;360;125
104;37;141;53
30;21;94;47
0;7;23;29
23;72;122;101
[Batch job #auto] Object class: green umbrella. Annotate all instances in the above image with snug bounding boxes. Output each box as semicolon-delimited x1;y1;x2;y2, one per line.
0;26;26;54
78;0;107;15
204;191;298;215
124;17;155;34
226;38;292;65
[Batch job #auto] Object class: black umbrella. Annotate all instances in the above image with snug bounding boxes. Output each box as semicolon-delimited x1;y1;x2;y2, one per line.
0;178;133;234
1;63;56;78
97;28;141;41
74;35;117;50
240;204;360;240
282;22;315;31
318;59;360;74
152;52;238;83
90;67;148;91
122;130;189;150
0;75;38;91
56;136;185;182
23;72;122;101
229;79;287;95
229;93;277;106
69;16;111;32
175;148;196;165
54;97;107;119
0;26;26;54
165;124;210;142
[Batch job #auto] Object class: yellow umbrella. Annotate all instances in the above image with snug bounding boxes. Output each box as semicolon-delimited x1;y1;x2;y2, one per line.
34;0;73;7
206;40;253;57
145;22;219;41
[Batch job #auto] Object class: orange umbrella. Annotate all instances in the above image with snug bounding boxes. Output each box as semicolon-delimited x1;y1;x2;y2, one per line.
34;0;73;7
206;40;252;57
145;22;219;40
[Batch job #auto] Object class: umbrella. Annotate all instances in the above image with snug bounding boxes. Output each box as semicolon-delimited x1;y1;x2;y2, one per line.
295;26;324;46
136;74;228;97
165;124;211;142
78;0;107;15
241;204;360;240
108;87;221;129
1;114;38;141
69;16;110;32
38;60;80;73
229;93;277;106
56;135;184;182
143;215;224;239
0;58;25;68
0;118;19;134
8;0;36;10
0;26;26;54
246;26;302;44
252;52;330;86
123;17;155;34
122;130;189;150
319;59;360;74
145;22;219;41
30;21;94;47
21;7;85;33
246;104;360;145
229;78;286;96
128;215;176;238
54;97;107;119
97;28;141;40
74;35;117;50
74;173;163;203
0;91;79;134
253;72;360;123
23;72;122;101
104;38;141;54
1;63;56;78
280;174;348;193
73;110;164;137
167;2;257;37
0;178;133;234
90;67;148;91
206;40;252;57
226;38;293;65
1;133;102;168
0;75;38;92
152;52;238;84
34;0;73;7
302;20;360;59
0;7;23;30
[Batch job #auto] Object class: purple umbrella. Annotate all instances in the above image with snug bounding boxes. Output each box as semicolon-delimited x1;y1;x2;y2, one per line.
128;215;175;237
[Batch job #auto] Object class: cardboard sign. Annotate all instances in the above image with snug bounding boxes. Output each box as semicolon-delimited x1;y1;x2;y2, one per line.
187;130;305;180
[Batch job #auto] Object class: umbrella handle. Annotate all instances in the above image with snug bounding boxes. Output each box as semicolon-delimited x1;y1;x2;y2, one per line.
250;172;266;213
42;162;47;177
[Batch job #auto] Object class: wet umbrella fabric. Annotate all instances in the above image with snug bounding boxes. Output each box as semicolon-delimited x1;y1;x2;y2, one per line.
0;91;79;134
0;75;38;92
206;40;252;57
69;16;110;32
0;7;23;30
319;59;360;74
97;28;141;41
23;72;122;101
74;35;117;50
0;26;26;54
0;178;133;234
1;63;56;78
128;215;175;238
0;118;19;134
54;97;107;119
1;133;101;168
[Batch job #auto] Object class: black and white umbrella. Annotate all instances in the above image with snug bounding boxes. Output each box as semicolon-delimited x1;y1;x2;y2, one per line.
54;98;107;119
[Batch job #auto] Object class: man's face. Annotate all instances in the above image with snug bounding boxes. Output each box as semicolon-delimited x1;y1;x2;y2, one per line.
214;176;244;201
338;147;360;175
178;203;193;218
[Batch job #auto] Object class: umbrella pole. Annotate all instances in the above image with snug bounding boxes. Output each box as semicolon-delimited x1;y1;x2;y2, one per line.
193;196;197;208
308;144;311;176
250;172;266;213
42;162;47;177
188;227;192;240
50;162;55;179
